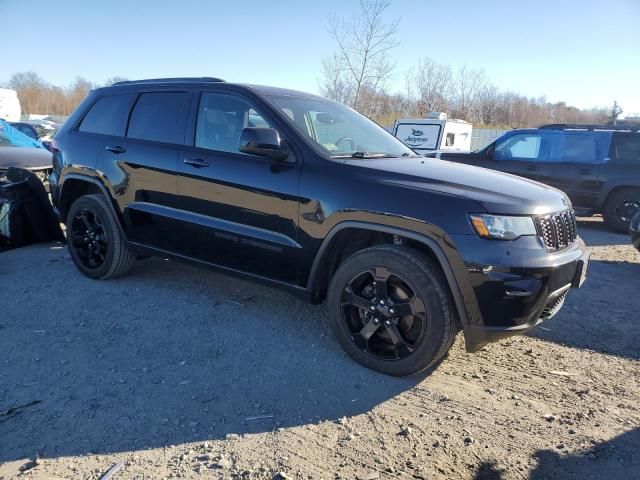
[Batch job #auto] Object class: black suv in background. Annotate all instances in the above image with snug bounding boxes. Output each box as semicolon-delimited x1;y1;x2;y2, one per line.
50;78;589;376
429;125;640;233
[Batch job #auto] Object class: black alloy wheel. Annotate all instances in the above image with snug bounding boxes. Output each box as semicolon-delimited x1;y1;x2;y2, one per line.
340;267;426;360
327;245;459;376
603;188;640;233
615;200;640;223
70;208;108;269
66;194;136;280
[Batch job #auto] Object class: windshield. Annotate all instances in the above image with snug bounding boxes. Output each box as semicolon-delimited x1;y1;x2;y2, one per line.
265;95;417;159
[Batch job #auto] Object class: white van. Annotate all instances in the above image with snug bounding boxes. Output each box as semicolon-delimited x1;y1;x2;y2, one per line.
393;113;472;153
0;88;21;122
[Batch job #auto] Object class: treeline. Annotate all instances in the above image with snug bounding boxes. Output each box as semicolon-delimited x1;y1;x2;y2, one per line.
320;0;614;128
3;72;127;116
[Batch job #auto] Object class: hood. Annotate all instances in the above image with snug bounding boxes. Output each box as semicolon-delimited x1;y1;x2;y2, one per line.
347;157;570;215
0;147;52;171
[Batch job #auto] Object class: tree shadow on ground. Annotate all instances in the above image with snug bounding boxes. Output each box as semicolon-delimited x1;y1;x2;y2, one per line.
0;246;434;462
472;428;640;479
529;427;640;480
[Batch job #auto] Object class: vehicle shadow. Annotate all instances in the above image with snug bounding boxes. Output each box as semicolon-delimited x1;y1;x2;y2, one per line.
577;217;632;247
0;249;427;462
528;258;640;359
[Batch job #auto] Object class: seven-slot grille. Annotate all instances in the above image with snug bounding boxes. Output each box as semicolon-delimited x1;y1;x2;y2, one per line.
535;209;577;251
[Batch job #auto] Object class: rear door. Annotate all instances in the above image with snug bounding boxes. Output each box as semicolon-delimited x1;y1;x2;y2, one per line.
533;130;609;209
175;90;302;284
100;90;193;250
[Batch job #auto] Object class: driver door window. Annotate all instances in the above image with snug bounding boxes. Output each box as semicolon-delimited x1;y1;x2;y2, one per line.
195;93;271;154
494;133;542;161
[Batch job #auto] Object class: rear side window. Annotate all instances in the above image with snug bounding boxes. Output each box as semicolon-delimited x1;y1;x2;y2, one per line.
613;133;640;163
542;131;611;164
127;92;190;144
79;94;132;136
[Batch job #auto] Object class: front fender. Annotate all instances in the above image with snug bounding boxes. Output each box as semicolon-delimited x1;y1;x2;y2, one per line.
306;219;483;338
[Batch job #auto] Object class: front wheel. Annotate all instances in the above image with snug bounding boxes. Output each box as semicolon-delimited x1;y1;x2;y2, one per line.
327;245;458;376
66;194;135;279
602;188;640;233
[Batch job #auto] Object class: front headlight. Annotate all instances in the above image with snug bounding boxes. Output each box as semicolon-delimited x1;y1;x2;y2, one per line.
469;214;536;240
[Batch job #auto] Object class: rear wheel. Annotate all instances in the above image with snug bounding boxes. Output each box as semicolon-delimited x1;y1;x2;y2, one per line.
602;188;640;233
327;245;458;376
66;194;135;279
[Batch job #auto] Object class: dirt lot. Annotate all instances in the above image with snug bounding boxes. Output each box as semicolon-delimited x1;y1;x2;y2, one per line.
1;217;639;480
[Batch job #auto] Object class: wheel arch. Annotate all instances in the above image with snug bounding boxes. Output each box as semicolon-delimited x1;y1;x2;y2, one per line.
307;221;473;333
597;181;640;210
59;174;124;231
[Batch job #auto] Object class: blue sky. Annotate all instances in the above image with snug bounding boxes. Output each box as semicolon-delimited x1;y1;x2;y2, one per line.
1;0;639;115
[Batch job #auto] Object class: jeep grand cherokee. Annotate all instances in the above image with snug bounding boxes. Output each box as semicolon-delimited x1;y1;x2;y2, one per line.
49;78;590;376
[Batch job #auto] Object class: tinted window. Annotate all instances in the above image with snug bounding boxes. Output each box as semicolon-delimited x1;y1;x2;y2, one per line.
127;92;190;144
613;133;640;163
79;94;132;136
195;93;271;153
541;131;611;164
495;133;541;160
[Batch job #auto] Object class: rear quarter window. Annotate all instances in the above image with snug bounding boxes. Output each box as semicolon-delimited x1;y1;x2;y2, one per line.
613;133;640;163
127;92;191;144
78;94;133;136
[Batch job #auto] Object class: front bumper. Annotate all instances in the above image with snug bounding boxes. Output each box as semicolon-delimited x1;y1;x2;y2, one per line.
448;234;589;351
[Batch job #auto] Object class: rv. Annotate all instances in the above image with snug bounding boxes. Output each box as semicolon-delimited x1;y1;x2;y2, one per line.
0;88;21;122
393;113;472;153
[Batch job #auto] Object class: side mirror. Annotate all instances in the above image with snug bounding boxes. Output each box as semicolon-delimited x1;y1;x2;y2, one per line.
239;127;289;161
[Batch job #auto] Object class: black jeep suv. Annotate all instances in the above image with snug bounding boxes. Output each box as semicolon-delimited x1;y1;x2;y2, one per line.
50;78;589;376
429;124;640;233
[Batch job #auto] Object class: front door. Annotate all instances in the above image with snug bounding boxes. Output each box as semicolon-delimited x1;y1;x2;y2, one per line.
491;131;544;182
175;91;302;284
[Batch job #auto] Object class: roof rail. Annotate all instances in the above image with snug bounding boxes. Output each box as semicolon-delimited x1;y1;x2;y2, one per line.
540;123;640;132
112;77;226;86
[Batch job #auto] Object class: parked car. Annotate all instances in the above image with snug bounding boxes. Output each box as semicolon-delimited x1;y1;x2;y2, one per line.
8;122;39;141
630;211;640;252
428;124;640;233
0;120;52;176
50;78;589;376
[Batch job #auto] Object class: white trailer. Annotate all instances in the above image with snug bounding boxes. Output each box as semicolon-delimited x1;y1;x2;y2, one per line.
0;88;21;122
393;113;472;153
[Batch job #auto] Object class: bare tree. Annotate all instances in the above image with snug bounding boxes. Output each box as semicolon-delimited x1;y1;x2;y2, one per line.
406;57;452;116
451;65;487;121
321;0;399;115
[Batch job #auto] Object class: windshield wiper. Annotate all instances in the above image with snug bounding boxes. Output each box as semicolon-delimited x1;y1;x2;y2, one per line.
331;152;394;159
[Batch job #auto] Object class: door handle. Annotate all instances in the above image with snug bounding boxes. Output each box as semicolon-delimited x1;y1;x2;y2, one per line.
105;145;126;154
183;158;209;168
579;168;591;175
526;165;537;172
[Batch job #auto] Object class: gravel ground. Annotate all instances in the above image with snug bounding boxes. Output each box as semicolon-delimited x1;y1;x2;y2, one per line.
1;217;639;480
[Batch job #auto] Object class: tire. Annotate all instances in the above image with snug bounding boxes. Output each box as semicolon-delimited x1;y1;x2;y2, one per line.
602;188;640;233
66;194;135;279
327;245;459;376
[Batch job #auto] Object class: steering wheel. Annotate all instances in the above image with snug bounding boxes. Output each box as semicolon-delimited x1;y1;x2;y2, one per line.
335;137;355;151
